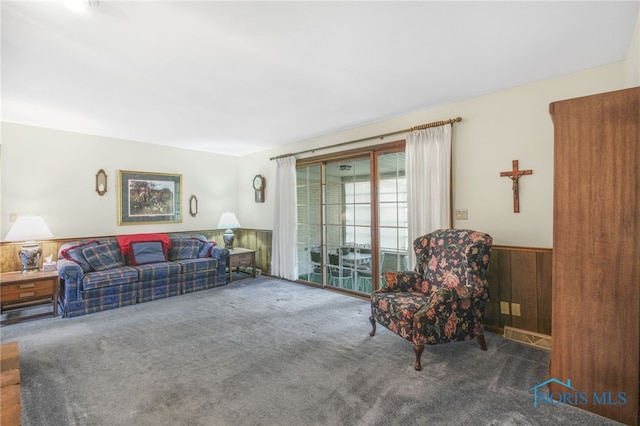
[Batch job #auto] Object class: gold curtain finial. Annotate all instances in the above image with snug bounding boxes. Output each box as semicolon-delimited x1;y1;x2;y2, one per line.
409;117;462;132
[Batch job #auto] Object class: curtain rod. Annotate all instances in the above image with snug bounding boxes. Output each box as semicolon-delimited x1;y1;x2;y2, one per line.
269;116;462;161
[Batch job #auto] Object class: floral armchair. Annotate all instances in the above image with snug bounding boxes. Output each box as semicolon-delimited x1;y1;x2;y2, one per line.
369;229;493;370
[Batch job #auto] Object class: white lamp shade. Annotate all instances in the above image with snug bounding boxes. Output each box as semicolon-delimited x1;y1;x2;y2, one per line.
217;212;241;229
4;216;54;242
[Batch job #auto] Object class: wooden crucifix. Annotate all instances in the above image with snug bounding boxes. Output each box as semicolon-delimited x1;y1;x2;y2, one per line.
500;160;533;213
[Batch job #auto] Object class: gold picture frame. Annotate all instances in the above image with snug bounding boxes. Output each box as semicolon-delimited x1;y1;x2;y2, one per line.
118;170;182;225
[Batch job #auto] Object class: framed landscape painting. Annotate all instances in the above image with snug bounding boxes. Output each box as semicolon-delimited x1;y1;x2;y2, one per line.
118;170;182;225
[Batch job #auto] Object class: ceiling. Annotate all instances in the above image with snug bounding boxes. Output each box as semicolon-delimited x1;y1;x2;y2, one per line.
2;1;638;156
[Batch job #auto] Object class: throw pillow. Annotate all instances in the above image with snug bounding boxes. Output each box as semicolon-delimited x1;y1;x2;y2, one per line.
82;243;125;271
130;241;167;265
198;241;217;258
60;240;100;272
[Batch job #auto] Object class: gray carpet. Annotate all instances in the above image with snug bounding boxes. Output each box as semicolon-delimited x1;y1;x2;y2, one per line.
1;277;622;426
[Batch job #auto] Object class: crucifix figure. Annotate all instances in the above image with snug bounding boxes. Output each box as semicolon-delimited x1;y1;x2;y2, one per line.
500;160;533;213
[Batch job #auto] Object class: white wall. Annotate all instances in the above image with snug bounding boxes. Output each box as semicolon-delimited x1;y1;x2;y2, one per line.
1;123;239;240
2;61;631;247
239;62;627;248
626;8;640;87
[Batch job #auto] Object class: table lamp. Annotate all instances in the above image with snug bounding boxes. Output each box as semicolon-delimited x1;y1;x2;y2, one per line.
217;212;241;249
4;215;54;272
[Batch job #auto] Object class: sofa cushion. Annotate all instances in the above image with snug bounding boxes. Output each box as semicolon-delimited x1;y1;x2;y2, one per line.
371;292;428;322
175;258;218;275
168;239;202;260
82;267;139;290
83;243;125;271
130;241;167;265
60;240;100;272
134;262;182;281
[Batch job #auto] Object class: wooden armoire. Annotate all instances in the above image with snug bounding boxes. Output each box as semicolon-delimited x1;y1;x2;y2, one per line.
549;87;639;425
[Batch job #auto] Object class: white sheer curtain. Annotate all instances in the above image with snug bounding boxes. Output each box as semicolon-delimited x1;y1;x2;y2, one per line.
405;124;452;269
271;156;298;280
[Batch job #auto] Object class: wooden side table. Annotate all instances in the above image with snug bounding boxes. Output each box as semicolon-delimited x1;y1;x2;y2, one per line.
227;248;256;282
0;341;21;426
1;270;59;325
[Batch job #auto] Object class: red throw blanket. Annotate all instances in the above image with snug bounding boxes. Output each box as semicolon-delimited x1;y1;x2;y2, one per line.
116;233;170;257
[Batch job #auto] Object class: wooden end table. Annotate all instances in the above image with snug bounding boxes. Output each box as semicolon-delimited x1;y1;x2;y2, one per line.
0;341;21;425
1;270;59;325
227;248;256;282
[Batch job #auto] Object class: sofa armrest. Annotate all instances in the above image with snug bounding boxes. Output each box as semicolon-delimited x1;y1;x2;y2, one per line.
378;271;422;293
56;258;84;281
210;246;229;262
209;246;230;284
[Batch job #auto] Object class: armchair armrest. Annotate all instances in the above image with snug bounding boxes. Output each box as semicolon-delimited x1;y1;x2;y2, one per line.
56;258;84;281
378;271;423;293
412;284;490;346
411;287;472;344
415;287;470;319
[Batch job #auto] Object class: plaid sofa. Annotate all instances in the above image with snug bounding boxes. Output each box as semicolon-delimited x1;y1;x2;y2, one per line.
56;233;229;318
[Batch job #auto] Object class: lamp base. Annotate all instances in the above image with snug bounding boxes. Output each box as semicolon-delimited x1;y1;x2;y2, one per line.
223;229;235;249
19;241;42;272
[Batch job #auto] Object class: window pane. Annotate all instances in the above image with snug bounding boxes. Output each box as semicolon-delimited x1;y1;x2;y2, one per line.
379;227;399;251
325;204;343;226
296;168;308;186
353;181;370;203
353;227;371;246
379;203;400;227
325;224;343;248
381;251;409;272
297;204;309;222
297;223;309;244
397;179;407;202
354;205;371;226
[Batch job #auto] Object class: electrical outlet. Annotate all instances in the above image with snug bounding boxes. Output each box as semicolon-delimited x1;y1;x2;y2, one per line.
9;213;17;223
511;303;521;316
455;209;468;220
500;301;510;315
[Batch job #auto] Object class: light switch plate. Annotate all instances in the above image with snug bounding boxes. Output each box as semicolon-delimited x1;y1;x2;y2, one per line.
455;209;468;220
500;301;510;315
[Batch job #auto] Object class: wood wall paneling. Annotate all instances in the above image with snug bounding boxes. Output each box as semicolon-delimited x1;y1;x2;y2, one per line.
235;229;272;275
0;229;272;276
497;249;513;329
484;249;502;329
1;241;59;274
535;252;552;335
484;246;553;337
510;251;538;332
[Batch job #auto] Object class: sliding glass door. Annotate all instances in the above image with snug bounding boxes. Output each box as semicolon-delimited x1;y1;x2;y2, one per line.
325;158;372;292
296;144;408;294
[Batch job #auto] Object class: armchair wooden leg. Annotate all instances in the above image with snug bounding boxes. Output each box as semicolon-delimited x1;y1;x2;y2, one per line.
413;344;424;371
369;316;376;336
477;334;487;351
